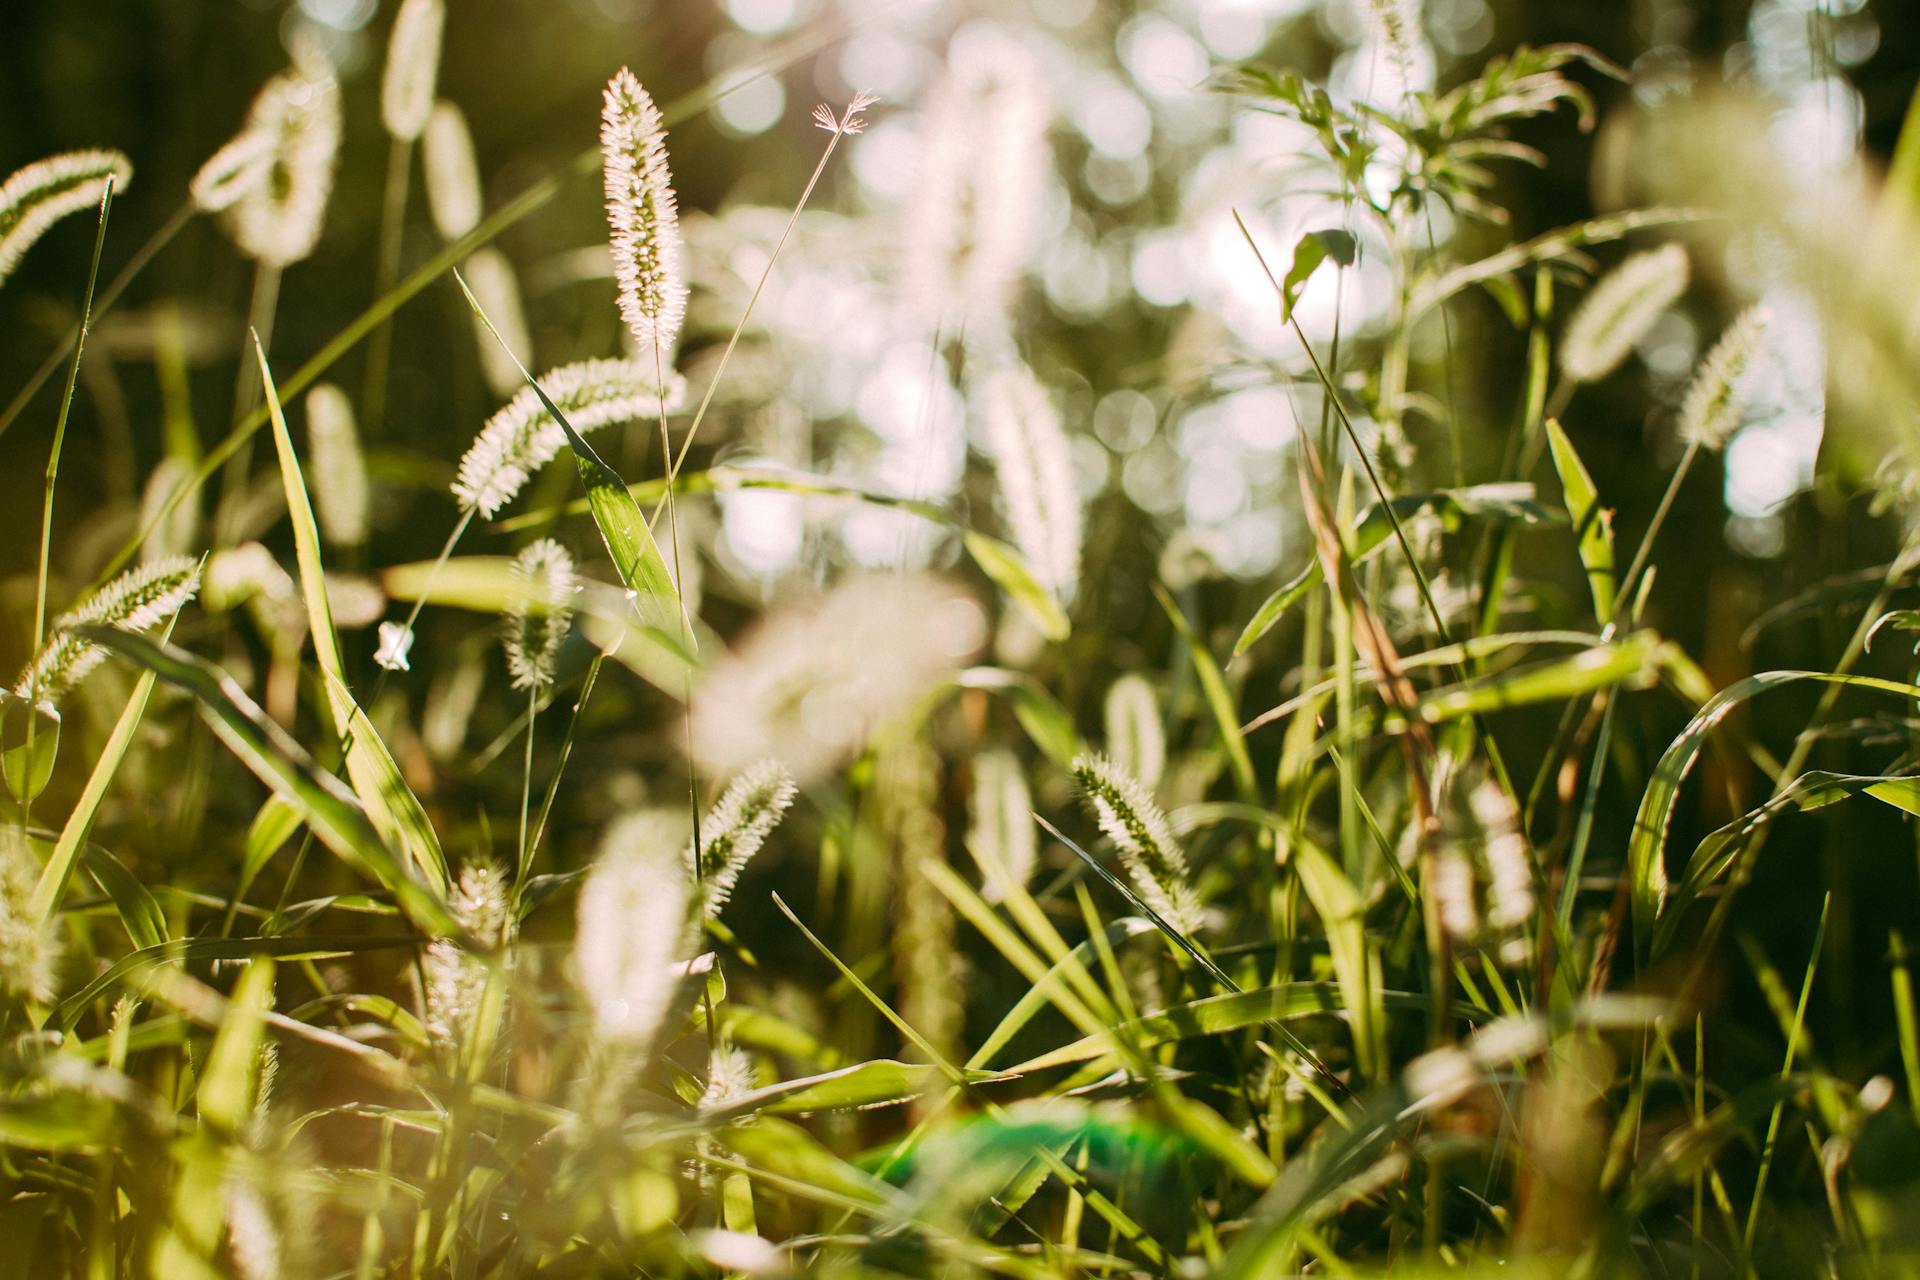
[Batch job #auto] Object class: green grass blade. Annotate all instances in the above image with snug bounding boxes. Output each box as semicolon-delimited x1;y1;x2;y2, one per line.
963;531;1069;642
1545;419;1615;622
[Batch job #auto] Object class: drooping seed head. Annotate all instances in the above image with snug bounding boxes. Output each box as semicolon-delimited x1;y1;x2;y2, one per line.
1678;304;1769;452
1559;243;1690;384
190;131;273;213
601;68;687;356
1071;752;1204;936
501;538;577;692
15;555;202;705
380;0;444;142
224;57;342;267
0;149;133;289
451;358;688;516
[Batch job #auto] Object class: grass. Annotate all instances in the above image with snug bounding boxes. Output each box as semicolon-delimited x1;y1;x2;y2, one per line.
2;4;1920;1278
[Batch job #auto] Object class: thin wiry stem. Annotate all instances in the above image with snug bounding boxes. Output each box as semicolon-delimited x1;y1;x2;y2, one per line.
31;175;117;712
362;136;415;434
518;682;536;877
652;337;704;872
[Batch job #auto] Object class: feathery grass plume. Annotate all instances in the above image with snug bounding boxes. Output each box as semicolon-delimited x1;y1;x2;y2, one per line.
601;67;687;356
0;149;132;289
576;814;691;1045
1102;673;1165;790
0;829;57;1001
1678;304;1769;451
224;54;341;267
189;131;273;214
685;761;797;921
885;742;964;1081
138;456;200;564
690;575;987;783
1071;753;1205;936
700;1045;758;1109
423;100;482;240
501;538;577;692
303;383;368;548
461;246;534;398
423;861;511;1045
14;555;201;705
966;749;1036;900
982;365;1081;597
1558;243;1689;383
451;358;688;516
380;0;444;142
900;35;1050;349
1430;842;1479;941
224;1169;281;1280
1471;777;1534;962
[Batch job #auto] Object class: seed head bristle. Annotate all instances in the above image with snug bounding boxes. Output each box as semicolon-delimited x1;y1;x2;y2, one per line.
982;365;1081;598
0;149;133;289
15;555;202;705
224;58;342;267
601;67;687;356
1559;243;1690;384
1103;674;1165;790
424;861;511;1045
1678;304;1769;451
381;0;444;142
501;538;577;692
684;761;797;922
451;358;688;516
1071;753;1205;936
304;383;368;549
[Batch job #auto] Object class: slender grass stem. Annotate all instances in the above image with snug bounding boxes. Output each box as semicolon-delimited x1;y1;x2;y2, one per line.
362;136;415;435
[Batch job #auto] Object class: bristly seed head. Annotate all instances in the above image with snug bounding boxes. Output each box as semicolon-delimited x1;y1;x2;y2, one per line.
0;149;134;289
502;539;577;692
304;383;368;549
15;555;201;706
1071;753;1205;936
813;91;879;137
601;67;687;357
1678;304;1769;452
190;131;273;214
423;100;482;240
966;749;1036;901
452;358;688;516
576;815;691;1045
684;761;797;924
1559;243;1690;384
982;364;1082;599
223;54;342;267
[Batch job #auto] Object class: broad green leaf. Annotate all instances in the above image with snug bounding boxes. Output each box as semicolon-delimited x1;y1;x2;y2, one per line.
0;1095;116;1152
1282;228;1356;320
81;845;167;952
255;338;447;892
964;531;1070;642
1288;835;1380;1080
72;625;457;942
239;794;303;903
1631;669;1920;960
1414;631;1667;723
1546;419;1615;621
382;556;693;695
29;667;152;921
703;1060;1015;1121
1234;561;1319;658
197;957;274;1133
0;692;58;805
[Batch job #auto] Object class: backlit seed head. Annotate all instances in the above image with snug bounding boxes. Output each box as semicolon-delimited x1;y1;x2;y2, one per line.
602;68;687;356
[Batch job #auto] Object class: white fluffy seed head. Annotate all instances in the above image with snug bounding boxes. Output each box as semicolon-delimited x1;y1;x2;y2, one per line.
15;555;202;705
901;37;1050;351
601;68;686;357
461;247;532;398
304;383;368;548
423;100;482;240
451;358;688;516
0;149;133;289
690;576;987;784
224;57;342;267
1559;243;1690;384
501;538;576;692
1102;674;1165;791
381;0;444;141
966;749;1036;900
1678;305;1769;452
576;816;691;1044
982;365;1081;598
190;131;273;213
686;761;797;922
423;861;511;1044
1071;753;1204;936
701;1045;758;1108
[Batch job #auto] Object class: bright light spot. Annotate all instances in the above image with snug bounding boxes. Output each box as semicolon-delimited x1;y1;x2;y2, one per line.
298;0;374;30
849;117;917;202
713;74;786;136
720;482;805;578
1118;16;1211;100
1130;231;1191;308
839;30;928;100
1072;74;1153;158
724;0;797;35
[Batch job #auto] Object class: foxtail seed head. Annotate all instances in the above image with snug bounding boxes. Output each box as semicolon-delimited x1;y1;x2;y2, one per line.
601;68;687;356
